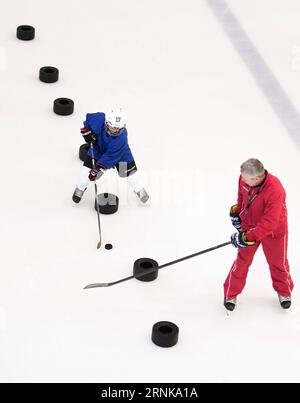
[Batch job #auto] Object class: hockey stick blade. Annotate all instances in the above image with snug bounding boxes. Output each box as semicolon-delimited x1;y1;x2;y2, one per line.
84;275;135;289
84;283;110;289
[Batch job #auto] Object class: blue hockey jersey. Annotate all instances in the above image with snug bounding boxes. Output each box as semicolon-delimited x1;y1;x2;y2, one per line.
83;112;134;169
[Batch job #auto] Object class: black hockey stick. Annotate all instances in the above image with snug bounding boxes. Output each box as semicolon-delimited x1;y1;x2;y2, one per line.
90;142;102;249
84;240;231;289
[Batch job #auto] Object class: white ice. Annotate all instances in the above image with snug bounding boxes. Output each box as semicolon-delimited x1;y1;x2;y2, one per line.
0;0;300;382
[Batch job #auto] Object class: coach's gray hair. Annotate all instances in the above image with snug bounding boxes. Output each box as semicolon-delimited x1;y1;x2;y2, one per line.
240;158;265;178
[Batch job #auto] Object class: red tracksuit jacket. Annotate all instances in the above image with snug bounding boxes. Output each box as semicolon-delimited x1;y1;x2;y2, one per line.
236;171;287;241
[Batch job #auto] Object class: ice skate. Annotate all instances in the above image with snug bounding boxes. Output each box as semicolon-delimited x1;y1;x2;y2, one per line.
278;293;291;310
135;188;150;206
224;297;237;315
72;187;86;205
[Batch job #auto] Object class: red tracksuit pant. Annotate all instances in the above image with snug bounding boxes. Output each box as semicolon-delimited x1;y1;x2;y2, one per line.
224;233;293;299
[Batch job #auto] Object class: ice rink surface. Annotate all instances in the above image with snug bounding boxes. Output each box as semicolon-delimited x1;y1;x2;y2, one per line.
0;0;300;382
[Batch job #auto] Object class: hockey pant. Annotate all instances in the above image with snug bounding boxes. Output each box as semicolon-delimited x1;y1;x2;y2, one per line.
76;157;144;194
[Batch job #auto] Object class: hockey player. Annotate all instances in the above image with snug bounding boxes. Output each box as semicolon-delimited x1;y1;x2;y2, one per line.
72;107;150;206
224;158;293;311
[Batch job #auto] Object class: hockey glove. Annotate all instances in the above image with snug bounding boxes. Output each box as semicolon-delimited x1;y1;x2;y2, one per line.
230;204;242;231
81;127;97;144
231;231;255;248
88;163;107;181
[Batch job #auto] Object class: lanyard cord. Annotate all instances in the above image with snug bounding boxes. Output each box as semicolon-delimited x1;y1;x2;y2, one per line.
243;184;264;219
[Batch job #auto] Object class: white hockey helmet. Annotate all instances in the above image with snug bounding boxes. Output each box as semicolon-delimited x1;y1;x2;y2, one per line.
105;107;127;136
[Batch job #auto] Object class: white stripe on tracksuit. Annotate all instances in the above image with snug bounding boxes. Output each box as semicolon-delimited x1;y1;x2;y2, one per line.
226;260;237;300
283;234;292;295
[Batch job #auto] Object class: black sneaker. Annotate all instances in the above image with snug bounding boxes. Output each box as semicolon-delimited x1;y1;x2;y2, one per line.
72;187;86;204
224;297;237;311
278;293;291;309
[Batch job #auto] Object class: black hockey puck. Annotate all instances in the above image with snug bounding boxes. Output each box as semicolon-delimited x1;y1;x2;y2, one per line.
79;143;89;161
16;25;35;41
151;321;179;348
39;66;59;83
105;244;113;250
53;98;74;116
133;258;158;282
95;193;119;215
